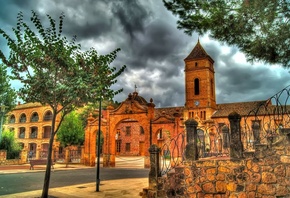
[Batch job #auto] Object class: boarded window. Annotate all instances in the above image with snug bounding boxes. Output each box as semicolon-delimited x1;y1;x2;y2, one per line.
125;143;130;152
126;126;131;136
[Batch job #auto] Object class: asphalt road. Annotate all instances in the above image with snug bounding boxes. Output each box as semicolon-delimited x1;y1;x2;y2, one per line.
0;167;149;196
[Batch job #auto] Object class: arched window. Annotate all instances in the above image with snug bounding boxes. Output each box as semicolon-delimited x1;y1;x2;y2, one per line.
19;113;26;123
43;126;51;138
140;126;144;135
30;127;38;139
157;129;163;139
194;78;200;95
19;127;25;139
44;111;53;121
30;112;39;122
9;115;15;123
18;142;24;149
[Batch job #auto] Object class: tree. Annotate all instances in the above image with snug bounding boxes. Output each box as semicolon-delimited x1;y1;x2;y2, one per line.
0;63;17;141
79;100;119;128
163;0;290;67
0;63;17;142
0;130;21;159
0;11;126;198
57;111;84;167
57;111;84;148
0;64;17;111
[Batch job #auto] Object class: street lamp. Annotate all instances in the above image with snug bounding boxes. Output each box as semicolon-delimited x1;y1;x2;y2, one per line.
0;105;6;143
96;98;102;192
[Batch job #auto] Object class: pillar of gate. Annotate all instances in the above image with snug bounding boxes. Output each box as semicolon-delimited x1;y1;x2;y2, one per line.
184;119;198;161
80;146;84;164
228;111;243;159
148;144;160;189
222;125;230;154
20;149;28;163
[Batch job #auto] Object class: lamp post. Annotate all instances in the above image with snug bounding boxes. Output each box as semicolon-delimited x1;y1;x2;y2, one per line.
96;98;102;192
149;119;152;145
0;105;6;143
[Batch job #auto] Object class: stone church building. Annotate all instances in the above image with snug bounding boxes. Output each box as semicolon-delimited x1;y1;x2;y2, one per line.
3;40;271;166
83;40;266;167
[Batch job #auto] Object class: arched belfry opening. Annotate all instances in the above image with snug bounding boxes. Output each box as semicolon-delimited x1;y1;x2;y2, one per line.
194;78;200;95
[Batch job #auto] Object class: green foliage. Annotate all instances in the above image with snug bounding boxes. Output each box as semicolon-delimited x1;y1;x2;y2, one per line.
79;100;120;128
163;0;290;67
0;11;126;197
0;130;21;159
0;64;17;113
57;111;84;147
0;10;126;134
0;11;126;119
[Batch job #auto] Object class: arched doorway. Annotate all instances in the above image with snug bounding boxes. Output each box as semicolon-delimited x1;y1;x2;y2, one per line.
114;119;146;156
40;143;49;158
29;143;37;159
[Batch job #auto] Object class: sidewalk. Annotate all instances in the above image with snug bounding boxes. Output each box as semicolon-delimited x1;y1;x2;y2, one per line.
0;163;148;198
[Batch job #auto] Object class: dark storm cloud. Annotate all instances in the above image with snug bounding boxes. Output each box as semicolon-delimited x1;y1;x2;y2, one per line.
111;0;149;41
0;0;289;107
35;0;115;40
211;46;290;103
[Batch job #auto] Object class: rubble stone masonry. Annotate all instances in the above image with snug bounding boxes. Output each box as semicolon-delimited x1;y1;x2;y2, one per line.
159;134;290;198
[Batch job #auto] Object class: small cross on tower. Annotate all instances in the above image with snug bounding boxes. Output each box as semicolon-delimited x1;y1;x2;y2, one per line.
134;84;137;92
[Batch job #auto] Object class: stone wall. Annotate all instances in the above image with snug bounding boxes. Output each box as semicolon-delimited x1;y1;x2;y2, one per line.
157;134;290;198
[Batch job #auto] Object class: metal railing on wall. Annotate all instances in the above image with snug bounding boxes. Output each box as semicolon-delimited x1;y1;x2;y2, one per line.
158;85;290;176
243;85;290;151
196;125;230;158
159;131;186;176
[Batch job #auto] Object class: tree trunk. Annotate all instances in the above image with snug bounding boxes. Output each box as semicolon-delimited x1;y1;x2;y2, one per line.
41;114;56;198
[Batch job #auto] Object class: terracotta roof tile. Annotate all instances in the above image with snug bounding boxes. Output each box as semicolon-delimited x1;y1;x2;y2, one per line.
14;102;43;110
154;106;184;119
184;40;214;62
211;101;267;118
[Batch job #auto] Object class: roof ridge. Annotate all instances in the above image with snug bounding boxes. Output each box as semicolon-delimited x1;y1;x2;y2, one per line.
184;40;213;61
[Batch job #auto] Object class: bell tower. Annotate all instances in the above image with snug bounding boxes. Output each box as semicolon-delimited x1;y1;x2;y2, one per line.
184;40;217;121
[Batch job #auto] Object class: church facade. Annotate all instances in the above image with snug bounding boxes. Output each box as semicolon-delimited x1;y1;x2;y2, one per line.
83;40;266;167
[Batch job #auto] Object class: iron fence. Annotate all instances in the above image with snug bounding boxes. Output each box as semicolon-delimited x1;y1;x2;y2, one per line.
159;85;290;176
54;151;65;162
159;131;186;175
196;125;230;158
243;85;290;151
70;149;81;163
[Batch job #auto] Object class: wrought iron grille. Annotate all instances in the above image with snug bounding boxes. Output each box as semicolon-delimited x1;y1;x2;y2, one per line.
196;125;230;158
70;149;81;163
159;131;186;176
159;85;290;176
243;85;290;151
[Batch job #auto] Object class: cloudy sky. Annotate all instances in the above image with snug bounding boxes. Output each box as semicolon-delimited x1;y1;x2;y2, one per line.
0;0;289;108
